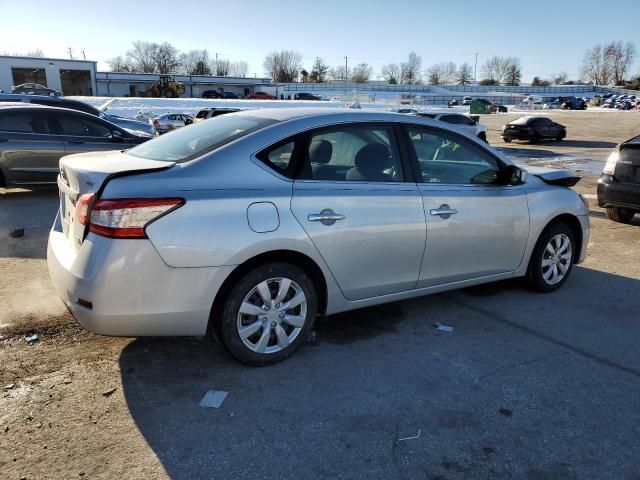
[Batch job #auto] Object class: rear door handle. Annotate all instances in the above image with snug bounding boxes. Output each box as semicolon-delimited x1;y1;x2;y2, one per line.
67;140;84;144
430;204;458;219
308;209;345;225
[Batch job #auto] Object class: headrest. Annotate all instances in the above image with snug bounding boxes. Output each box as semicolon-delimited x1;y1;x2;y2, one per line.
309;139;332;164
354;143;392;171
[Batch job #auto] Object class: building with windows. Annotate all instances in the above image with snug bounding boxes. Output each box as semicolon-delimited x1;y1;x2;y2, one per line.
0;55;98;96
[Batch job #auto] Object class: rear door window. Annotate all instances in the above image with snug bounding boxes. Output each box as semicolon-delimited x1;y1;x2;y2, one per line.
0;110;49;134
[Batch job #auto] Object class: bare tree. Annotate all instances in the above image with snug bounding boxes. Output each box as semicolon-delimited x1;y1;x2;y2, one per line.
214;58;231;76
309;57;330;82
457;62;473;85
381;63;401;84
107;56;136;73
263;50;303;82
24;49;45;57
179;50;211;75
552;72;569;84
607;41;636;84
480;56;520;84
329;65;350;81
426;64;444;85
401;51;422;84
581;44;612;85
229;60;249;77
351;63;372;83
504;60;522;86
531;76;550;87
151;42;179;74
126;41;159;73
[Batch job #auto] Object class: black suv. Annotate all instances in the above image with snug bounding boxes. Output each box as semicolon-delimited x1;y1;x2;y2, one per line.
293;92;320;100
597;135;640;223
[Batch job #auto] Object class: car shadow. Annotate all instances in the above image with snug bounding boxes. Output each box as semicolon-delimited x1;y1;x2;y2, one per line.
119;265;640;479
0;187;58;259
589;210;640;225
496;146;563;158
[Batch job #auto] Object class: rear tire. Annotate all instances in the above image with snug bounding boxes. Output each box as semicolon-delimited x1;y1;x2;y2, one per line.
526;222;576;293
503;138;512;143
606;207;636;224
163;88;175;98
216;262;317;366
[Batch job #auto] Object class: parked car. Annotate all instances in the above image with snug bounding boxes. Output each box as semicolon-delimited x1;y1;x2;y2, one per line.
395;108;418;114
462;96;472;106
47;108;589;365
543;101;562;110
502;116;566;143
448;98;459;107
249;92;276;100
202;90;222;99
597;135;640;223
0;94;155;136
0;104;151;188
561;97;587;110
11;83;60;96
193;107;242;122
416;112;488;141
220;91;238;99
293;92;320;100
491;103;508;113
150;113;194;134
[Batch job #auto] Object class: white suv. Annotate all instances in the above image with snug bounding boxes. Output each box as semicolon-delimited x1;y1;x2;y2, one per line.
416;112;488;142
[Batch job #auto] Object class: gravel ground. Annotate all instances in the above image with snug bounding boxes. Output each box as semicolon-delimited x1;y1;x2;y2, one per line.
1;110;639;480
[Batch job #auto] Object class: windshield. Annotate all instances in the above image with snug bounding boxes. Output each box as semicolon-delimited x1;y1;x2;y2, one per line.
128;114;276;162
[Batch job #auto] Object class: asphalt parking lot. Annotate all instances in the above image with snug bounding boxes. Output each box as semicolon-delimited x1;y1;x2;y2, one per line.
1;111;640;480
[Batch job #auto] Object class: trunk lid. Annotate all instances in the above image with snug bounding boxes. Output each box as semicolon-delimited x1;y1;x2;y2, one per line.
57;150;175;248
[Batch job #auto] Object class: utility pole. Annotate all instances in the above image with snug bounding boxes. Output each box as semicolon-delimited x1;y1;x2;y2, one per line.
474;52;479;81
82;50;86;60
344;55;348;95
67;47;73;60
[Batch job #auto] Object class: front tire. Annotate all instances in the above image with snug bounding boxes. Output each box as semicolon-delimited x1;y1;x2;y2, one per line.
503;138;512;143
526;222;576;292
606;207;636;224
217;263;317;365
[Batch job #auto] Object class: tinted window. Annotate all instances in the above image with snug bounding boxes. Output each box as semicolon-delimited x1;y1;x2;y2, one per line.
128;115;276;163
407;126;501;185
0;111;48;133
300;125;403;182
257;141;295;176
196;110;209;119
56;113;112;137
59;101;98;116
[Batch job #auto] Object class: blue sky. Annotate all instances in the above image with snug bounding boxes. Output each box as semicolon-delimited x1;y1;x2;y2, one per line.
2;0;639;82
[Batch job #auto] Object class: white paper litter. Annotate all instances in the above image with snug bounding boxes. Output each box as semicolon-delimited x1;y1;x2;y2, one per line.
199;390;228;408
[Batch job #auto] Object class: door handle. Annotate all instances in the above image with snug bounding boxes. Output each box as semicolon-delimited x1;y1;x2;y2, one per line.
430;204;458;219
308;209;345;225
67;140;84;144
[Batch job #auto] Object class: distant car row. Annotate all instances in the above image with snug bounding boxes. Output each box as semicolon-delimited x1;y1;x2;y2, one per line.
201;91;323;100
599;94;639;110
543;97;587;110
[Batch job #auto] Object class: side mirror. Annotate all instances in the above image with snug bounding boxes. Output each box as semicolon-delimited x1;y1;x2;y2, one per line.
110;130;124;142
505;165;528;185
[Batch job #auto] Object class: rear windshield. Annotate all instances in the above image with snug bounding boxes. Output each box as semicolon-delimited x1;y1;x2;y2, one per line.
195;110;210;119
128;114;276;162
511;117;533;125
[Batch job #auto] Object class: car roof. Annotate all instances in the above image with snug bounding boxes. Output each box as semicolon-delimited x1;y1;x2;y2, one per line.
233;107;427;122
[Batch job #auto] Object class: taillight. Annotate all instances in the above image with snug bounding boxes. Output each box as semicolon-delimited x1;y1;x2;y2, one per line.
603;150;619;176
75;193;95;225
153;119;160;126
89;198;184;239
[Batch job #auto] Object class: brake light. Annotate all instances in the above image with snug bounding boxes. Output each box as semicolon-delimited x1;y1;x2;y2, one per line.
603;150;619;176
75;193;95;225
89;198;184;239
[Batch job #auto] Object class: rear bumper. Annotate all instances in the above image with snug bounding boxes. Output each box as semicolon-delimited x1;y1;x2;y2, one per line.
47;215;234;337
597;175;640;209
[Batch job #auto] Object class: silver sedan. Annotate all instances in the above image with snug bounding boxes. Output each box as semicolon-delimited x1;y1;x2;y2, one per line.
48;108;589;365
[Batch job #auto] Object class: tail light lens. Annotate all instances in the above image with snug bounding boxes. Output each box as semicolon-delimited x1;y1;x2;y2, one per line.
603;150;619;176
89;198;184;239
75;193;95;225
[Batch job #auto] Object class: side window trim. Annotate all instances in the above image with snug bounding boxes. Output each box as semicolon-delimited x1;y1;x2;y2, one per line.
401;124;508;186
